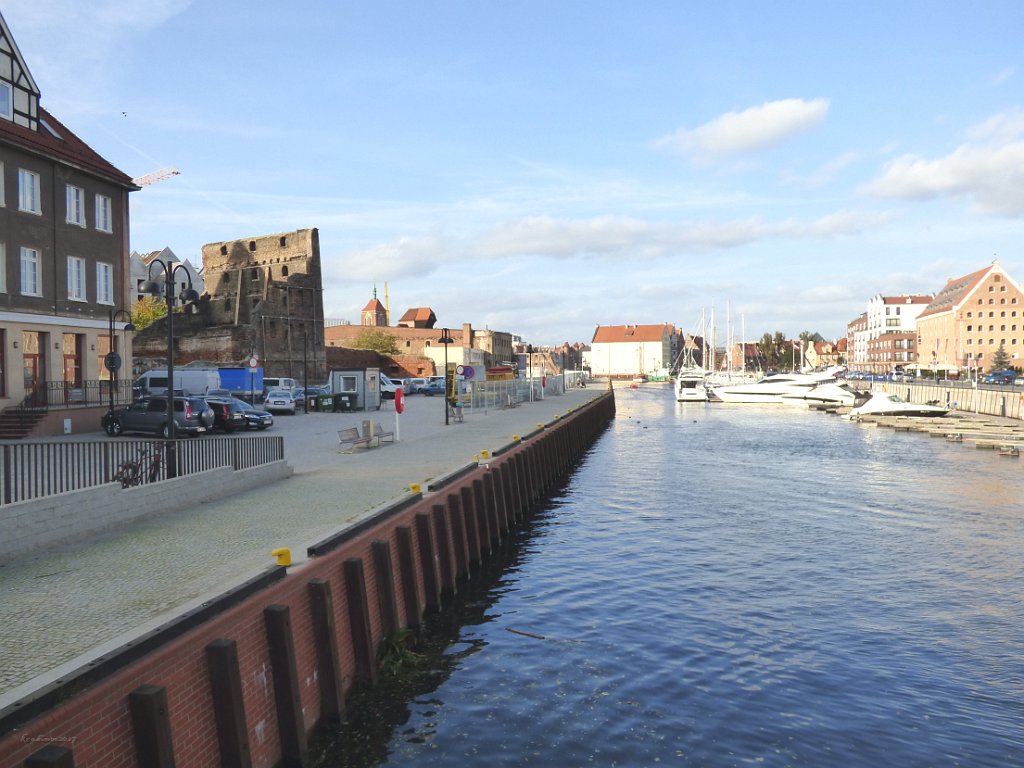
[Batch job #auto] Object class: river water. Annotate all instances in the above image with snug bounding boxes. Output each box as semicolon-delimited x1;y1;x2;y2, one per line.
314;386;1024;767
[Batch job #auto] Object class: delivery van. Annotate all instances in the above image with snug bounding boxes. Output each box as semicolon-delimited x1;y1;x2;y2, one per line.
134;369;220;397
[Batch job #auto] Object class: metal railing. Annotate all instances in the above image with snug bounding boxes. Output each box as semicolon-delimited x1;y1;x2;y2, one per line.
15;379;136;412
0;435;285;505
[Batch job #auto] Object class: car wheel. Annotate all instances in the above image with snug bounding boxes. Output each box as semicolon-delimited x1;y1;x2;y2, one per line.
161;423;171;439
107;418;123;437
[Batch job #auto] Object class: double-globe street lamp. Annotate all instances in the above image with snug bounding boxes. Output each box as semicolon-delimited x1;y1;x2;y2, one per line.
438;327;454;425
141;259;199;478
106;309;135;417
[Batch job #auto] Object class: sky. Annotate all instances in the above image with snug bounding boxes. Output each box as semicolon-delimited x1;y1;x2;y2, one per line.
5;1;1024;346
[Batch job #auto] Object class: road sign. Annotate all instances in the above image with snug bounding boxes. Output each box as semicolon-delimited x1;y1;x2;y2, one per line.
248;355;259;369
104;352;122;373
462;365;475;381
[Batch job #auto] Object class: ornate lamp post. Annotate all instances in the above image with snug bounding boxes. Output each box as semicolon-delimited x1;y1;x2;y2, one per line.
527;344;534;402
141;259;199;478
106;309;135;416
438;327;454;425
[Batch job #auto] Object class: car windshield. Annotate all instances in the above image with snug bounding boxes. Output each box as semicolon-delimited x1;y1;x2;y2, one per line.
267;390;290;398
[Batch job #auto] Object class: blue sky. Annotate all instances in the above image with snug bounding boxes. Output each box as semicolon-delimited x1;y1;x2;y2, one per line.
7;1;1024;345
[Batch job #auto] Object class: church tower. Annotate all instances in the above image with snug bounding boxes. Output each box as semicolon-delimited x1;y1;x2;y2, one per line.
360;286;388;326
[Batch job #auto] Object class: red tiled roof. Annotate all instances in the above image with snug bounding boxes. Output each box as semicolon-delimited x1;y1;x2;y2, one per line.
362;298;385;312
399;307;436;323
592;324;671;343
918;266;991;319
0;107;136;188
882;295;933;305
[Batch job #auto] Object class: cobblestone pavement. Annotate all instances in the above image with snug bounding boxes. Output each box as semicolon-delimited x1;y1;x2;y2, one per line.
0;386;607;704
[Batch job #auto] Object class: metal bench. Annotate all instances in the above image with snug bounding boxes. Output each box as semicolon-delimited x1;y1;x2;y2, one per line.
372;421;395;443
338;426;375;452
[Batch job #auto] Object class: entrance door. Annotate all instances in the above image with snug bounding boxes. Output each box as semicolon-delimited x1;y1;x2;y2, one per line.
22;331;44;406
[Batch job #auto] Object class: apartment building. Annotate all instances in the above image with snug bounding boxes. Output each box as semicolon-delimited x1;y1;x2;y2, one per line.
0;11;137;425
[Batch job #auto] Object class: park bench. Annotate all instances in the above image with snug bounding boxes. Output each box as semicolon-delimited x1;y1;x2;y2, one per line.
372;421;395;444
338;426;375;452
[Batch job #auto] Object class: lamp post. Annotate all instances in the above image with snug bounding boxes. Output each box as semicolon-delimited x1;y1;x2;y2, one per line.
527;344;534;402
141;259;199;478
438;327;454;425
303;330;309;414
106;308;135;417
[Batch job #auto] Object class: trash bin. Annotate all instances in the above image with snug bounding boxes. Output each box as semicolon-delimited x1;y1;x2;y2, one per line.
334;393;357;412
319;393;335;413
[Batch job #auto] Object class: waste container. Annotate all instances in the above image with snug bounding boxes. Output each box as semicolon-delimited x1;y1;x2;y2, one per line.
319;393;335;413
334;393;357;412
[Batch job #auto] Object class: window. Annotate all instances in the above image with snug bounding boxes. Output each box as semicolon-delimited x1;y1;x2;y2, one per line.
0;82;11;121
96;262;113;304
18;169;41;214
20;247;41;296
66;185;85;226
95;194;112;232
67;256;86;301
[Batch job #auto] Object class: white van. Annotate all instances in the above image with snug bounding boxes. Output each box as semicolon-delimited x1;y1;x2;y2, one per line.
263;377;298;392
134;369;220;396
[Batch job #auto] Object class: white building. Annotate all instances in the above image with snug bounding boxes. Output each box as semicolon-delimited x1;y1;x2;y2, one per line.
589;324;674;378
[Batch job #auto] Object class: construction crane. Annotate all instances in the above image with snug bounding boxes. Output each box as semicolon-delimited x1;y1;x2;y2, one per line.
132;166;180;187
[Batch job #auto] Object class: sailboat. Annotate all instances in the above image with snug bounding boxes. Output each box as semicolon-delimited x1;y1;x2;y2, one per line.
674;318;709;402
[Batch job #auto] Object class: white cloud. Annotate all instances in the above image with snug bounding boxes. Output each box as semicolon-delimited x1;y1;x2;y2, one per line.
655;98;830;159
863;110;1024;217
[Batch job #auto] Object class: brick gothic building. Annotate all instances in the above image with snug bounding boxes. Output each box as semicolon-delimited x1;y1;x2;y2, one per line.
133;228;325;382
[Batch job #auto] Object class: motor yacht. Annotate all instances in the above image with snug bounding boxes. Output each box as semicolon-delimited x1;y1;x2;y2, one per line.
708;371;839;404
780;380;867;406
848;392;949;419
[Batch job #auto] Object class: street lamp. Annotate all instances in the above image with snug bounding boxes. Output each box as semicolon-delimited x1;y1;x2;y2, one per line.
106;308;135;417
527;344;534;402
141;259;200;478
438;327;454;425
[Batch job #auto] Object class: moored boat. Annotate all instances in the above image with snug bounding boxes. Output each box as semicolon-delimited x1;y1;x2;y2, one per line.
848;392;949;419
708;371;839;404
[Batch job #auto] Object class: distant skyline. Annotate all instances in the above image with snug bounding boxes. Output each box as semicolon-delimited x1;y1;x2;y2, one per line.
5;1;1024;345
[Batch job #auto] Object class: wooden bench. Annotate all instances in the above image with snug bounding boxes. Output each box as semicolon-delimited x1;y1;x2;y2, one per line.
338;427;375;452
372;422;395;444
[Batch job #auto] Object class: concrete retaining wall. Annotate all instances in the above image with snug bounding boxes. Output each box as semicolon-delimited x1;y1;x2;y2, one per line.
0;392;615;768
0;461;293;560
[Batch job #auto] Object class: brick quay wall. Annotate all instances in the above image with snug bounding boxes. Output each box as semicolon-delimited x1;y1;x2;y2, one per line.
0;391;615;768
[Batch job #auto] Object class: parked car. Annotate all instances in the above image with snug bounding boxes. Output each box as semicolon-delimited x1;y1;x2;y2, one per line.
982;370;1017;385
406;377;429;394
103;396;215;438
380;377;402;400
206;397;249;432
236;400;274;430
422;379;446;396
263;389;297;414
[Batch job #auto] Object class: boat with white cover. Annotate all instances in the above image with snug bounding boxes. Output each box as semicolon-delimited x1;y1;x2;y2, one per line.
780;380;867;406
848;392;949;419
708;371;840;404
674;347;708;402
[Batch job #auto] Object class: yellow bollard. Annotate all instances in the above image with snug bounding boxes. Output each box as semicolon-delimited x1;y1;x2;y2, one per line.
271;547;292;567
512;435;520;442
409;483;422;494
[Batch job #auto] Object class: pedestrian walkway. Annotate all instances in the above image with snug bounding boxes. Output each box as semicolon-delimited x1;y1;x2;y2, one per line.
0;387;605;706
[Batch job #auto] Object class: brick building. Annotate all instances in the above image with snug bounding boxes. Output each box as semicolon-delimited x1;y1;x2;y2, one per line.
133;228;325;382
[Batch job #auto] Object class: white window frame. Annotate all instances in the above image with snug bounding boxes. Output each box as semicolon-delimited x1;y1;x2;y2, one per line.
67;255;86;301
66;185;85;227
96;261;113;305
0;161;5;207
0;242;6;293
18;169;41;214
95;193;112;233
20;246;41;296
0;82;11;121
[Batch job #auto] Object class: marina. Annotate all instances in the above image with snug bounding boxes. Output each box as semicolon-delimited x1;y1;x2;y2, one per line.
312;384;1024;767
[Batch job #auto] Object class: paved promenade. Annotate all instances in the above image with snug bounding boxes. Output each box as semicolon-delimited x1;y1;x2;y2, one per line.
0;386;606;707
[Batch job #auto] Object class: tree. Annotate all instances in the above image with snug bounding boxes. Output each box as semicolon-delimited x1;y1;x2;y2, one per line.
989;342;1011;372
353;328;399;355
131;296;167;331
